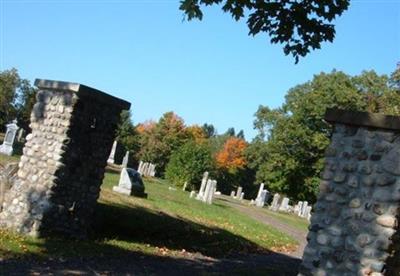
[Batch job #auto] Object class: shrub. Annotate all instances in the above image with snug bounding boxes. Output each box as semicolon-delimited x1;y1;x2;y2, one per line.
165;141;214;189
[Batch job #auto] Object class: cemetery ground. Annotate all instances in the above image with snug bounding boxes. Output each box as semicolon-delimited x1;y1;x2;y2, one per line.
0;155;307;275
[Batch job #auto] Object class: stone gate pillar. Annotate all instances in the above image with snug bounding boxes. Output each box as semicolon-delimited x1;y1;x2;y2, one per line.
0;79;130;238
299;109;400;276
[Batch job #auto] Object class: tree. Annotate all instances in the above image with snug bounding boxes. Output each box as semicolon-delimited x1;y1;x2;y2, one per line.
236;129;245;140
138;112;190;175
180;0;350;62
202;123;216;138
216;137;247;171
186;125;207;144
249;69;399;203
165;141;214;189
225;127;235;137
0;68;36;132
116;110;141;158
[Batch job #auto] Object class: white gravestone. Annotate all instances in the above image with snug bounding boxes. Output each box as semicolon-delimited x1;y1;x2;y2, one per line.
137;161;144;174
304;206;312;221
256;183;265;200
204;180;217;204
270;193;281;211
202;179;212;203
16;128;25;142
236;186;243;199
239;192;244;201
230;191;235;198
150;164;156;177
197;172;209;200
0;120;19;156
189;191;196;198
107;140;117;164
183;181;188;191
279;197;290;212
294;202;301;214
296;201;303;216
300;201;308;217
113;168;133;195
256;190;268;207
122;151;129;168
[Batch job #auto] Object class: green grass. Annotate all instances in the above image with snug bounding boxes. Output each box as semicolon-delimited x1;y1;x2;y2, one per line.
0;154;20;166
262;209;310;232
0;169;297;263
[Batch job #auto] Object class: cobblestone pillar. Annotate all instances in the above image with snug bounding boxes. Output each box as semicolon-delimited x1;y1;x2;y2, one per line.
0;79;130;238
299;109;400;276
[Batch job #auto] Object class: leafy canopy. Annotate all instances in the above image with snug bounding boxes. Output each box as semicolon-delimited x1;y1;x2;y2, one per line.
248;69;400;202
165;141;214;189
180;0;350;62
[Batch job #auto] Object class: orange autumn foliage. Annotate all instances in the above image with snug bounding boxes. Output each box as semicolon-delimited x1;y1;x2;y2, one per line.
136;120;156;134
216;137;247;170
186;125;207;144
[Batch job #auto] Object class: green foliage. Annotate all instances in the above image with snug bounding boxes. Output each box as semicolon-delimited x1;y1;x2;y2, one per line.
249;69;399;203
202;123;216;138
165;141;214;189
225;127;235;137
139;112;190;175
180;0;350;62
116;110;140;160
0;68;36;131
236;130;245;140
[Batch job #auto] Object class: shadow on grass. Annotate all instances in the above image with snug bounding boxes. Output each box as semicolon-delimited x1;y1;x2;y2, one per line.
1;202;301;275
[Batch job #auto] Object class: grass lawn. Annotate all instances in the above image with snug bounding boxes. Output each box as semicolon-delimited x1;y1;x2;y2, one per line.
262;209;310;232
0;166;297;266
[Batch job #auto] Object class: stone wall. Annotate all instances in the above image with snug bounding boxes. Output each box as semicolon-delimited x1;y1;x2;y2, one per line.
299;109;400;276
0;79;130;238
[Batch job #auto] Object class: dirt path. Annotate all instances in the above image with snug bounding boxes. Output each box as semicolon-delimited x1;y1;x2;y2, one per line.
218;196;308;258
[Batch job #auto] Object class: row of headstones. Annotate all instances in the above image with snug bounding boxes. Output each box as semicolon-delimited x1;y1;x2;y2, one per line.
137;161;156;177
230;186;244;200
270;193;312;221
0;120;24;156
189;172;218;205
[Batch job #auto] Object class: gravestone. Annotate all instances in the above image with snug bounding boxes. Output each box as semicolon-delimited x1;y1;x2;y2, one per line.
230;191;235;198
300;201;308;218
296;201;304;216
236;186;243;199
197;172;208;200
239;192;244;201
122;151;129;168
189;191;196;198
256;183;264;197
137;160;144;174
17;128;25;143
256;190;267;208
270;193;280;211
0;79;130;238
0;120;19;156
113;168;147;198
278;197;290;212
205;180;217;204
107;140;117;164
113;168;132;195
300;109;400;275
303;206;312;221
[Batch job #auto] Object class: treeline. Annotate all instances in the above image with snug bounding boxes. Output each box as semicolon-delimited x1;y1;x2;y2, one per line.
246;68;400;203
1;67;399;202
117;110;253;195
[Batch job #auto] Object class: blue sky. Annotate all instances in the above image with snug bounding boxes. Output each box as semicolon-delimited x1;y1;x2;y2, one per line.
1;0;399;140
